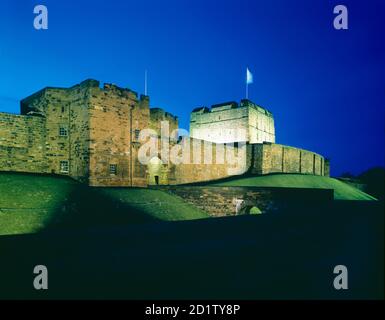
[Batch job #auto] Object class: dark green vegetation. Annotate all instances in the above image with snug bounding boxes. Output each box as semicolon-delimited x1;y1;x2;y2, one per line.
211;173;376;200
358;167;385;201
0;172;377;235
0;172;383;299
0;172;208;235
0;201;383;299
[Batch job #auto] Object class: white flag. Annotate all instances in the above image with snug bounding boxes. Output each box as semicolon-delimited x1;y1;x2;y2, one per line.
246;68;253;84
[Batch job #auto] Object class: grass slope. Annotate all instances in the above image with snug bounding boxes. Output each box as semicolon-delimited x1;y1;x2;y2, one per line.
212;173;376;200
0;172;208;235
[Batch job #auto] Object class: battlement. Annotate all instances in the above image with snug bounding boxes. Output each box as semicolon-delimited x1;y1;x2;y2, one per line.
20;79;150;116
191;102;238;114
21;79;100;103
0;78;329;188
191;99;273;117
150;107;178;121
191;106;209;113
71;78;100;89
190;99;275;144
211;101;238;112
240;99;273;117
149;107;179;139
102;83;138;100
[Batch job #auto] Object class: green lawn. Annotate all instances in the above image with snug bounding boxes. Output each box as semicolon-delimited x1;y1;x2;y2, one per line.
0;172;208;235
0;172;375;236
211;173;376;200
100;188;209;221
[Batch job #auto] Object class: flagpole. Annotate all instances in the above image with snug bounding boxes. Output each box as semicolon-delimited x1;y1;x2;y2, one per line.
246;68;248;99
246;82;248;100
245;67;248;100
144;69;148;96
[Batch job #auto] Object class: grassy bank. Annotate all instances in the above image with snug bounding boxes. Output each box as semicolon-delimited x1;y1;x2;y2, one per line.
211;173;376;200
0;172;208;235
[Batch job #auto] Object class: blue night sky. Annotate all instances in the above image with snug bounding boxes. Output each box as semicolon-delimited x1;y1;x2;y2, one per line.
0;0;384;176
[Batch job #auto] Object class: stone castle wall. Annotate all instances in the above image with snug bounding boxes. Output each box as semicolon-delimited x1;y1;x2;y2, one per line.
190;100;275;144
167;141;329;185
0;113;46;173
160;186;334;216
149;108;178;139
0;79;329;187
169;138;252;185
67;84;92;183
19;81;97;180
247;102;275;144
251;143;329;176
87;83;150;187
5;80;158;187
190;103;249;143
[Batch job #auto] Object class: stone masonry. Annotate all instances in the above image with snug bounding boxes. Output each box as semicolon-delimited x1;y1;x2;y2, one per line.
0;79;329;187
190;100;275;144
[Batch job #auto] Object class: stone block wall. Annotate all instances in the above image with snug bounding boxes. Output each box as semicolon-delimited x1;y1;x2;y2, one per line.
19;80;100;180
170;138;252;185
149;108;178;140
190;102;249;143
87;83;149;187
246;100;275;143
0;113;46;173
300;150;314;174
67;85;91;182
252;143;329;177
324;159;330;177
14;80;152;187
190;99;275;144
40;89;71;175
283;146;300;173
160;186;334;217
0;79;330;187
167;141;328;185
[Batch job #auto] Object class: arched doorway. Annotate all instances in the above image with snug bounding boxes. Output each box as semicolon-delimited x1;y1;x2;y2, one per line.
148;157;163;185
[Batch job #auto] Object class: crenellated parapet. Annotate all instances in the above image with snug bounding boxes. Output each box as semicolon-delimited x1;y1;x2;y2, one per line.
190;99;275;144
0;79;329;187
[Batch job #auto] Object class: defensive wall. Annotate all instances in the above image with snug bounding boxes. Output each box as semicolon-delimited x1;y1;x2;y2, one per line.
0;79;329;187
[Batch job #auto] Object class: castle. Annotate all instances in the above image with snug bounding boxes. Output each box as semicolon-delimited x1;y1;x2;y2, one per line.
0;79;329;187
190;100;275;144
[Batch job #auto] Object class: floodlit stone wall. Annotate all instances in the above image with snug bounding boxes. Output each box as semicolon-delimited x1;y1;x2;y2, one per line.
87;83;150;187
170;138;252;185
251;143;329;176
1;80;153;186
169;142;329;185
0;79;329;187
190;99;275;144
160;186;334;216
0;113;46;173
149;108;178;139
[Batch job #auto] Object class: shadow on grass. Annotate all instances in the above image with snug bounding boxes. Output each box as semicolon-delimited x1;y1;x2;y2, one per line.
0;199;383;299
41;184;160;233
0;173;383;299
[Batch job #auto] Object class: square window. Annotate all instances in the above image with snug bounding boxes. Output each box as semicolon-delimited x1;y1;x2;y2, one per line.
134;129;140;140
60;160;69;173
109;164;117;175
59;127;68;136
